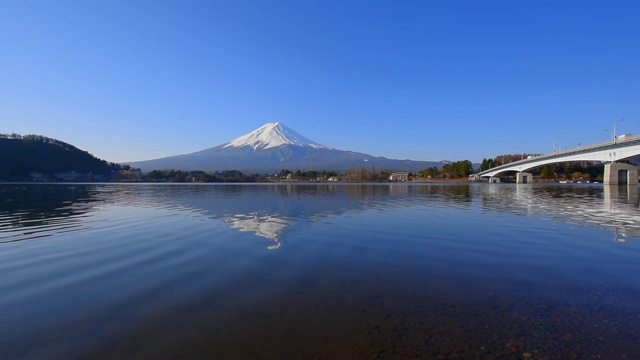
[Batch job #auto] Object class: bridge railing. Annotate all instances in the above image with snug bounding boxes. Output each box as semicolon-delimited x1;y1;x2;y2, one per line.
477;135;640;176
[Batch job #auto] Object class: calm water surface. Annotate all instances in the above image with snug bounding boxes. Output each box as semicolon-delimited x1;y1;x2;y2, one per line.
1;183;639;359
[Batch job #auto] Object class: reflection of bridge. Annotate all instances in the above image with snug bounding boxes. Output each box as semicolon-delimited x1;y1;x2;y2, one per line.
477;135;640;184
479;182;640;241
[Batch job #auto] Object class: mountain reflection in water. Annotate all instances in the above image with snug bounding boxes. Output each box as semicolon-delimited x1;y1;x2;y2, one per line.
1;183;639;247
224;213;290;249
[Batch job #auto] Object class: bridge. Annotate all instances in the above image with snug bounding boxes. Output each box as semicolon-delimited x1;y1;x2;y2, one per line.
476;135;640;185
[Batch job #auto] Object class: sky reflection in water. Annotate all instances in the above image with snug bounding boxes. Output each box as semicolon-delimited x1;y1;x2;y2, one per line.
0;183;639;359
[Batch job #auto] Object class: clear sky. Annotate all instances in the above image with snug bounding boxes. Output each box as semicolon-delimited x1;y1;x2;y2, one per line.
1;0;638;164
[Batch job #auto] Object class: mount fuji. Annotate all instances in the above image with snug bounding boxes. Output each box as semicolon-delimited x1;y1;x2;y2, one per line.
127;122;442;173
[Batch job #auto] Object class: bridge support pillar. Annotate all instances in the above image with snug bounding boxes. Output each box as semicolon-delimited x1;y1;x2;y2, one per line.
488;177;500;183
516;172;533;184
604;163;639;185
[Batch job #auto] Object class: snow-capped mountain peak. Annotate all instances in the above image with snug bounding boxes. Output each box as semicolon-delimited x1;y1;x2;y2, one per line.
223;122;331;150
127;122;443;173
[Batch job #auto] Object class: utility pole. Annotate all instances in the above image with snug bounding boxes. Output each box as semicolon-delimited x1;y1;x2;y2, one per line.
613;118;624;143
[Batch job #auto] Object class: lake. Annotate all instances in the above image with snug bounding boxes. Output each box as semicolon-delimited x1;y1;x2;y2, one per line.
1;183;639;359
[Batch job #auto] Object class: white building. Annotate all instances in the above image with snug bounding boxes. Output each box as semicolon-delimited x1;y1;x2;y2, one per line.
389;172;408;181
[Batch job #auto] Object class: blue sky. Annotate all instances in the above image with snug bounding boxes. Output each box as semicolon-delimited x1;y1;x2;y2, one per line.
1;0;638;164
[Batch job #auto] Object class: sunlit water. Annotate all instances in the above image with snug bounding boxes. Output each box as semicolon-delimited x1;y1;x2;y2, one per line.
1;183;639;359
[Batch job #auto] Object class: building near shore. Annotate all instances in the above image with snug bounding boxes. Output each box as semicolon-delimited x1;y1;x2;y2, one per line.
389;172;408;181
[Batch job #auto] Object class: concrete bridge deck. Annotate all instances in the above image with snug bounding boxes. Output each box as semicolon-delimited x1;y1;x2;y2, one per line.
476;135;640;185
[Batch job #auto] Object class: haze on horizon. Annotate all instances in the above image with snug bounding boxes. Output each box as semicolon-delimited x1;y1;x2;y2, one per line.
1;1;638;164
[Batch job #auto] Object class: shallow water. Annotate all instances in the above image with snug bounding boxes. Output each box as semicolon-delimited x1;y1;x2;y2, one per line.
1;183;639;359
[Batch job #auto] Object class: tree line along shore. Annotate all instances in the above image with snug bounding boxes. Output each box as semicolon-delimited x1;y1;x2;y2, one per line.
1;134;613;183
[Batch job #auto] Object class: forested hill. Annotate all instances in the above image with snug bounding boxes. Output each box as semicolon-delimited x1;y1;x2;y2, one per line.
0;134;123;181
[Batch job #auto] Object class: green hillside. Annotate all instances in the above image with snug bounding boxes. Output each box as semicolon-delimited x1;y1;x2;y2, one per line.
0;134;123;181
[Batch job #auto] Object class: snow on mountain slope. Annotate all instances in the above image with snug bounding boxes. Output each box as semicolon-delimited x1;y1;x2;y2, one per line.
223;122;331;150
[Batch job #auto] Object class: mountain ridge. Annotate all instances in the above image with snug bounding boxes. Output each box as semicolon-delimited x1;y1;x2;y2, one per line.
0;134;124;180
127;123;443;173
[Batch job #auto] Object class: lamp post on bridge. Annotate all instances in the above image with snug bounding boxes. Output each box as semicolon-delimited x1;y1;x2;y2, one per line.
613;118;624;143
